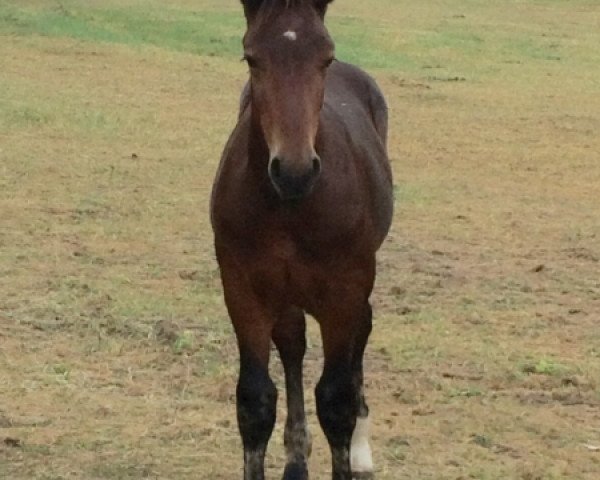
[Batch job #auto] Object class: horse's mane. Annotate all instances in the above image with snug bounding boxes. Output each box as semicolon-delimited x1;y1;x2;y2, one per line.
260;0;321;9
244;0;332;14
271;0;314;7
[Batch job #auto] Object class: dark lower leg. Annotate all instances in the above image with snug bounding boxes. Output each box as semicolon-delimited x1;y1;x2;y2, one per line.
273;309;310;480
352;304;372;417
281;363;310;480
316;363;358;480
237;351;277;480
350;304;374;476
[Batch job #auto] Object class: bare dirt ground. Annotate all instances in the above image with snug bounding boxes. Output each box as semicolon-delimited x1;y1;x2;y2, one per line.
1;1;599;479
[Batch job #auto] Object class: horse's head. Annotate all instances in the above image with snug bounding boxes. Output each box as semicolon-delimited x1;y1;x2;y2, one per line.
241;0;335;200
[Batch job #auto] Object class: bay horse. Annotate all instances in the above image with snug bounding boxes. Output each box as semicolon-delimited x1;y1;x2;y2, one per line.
210;1;393;478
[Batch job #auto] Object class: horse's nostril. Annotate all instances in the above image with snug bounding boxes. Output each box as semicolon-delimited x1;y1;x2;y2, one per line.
268;156;321;200
312;157;321;175
270;157;282;179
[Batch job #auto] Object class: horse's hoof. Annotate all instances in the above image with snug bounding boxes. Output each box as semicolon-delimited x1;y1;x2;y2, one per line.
352;472;375;480
282;462;308;480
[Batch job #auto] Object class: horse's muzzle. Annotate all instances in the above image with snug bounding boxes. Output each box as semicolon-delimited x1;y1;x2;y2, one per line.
269;156;321;201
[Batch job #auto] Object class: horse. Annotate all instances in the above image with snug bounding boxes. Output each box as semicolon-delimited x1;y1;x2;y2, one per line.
210;1;393;478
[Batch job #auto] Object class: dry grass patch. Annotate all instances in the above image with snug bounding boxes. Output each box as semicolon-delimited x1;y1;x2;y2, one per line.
2;1;600;479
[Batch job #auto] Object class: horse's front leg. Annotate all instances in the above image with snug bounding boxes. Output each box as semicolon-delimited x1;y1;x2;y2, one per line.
314;285;375;480
221;263;278;480
273;307;311;480
350;304;374;479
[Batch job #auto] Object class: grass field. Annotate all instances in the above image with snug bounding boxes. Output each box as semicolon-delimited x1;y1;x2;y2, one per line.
1;1;599;478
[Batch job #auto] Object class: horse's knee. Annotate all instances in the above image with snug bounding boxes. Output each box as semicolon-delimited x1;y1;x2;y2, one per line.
315;368;357;447
237;363;277;450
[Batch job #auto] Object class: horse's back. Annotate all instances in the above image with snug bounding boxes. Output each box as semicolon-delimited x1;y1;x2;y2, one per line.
321;61;393;246
324;61;389;148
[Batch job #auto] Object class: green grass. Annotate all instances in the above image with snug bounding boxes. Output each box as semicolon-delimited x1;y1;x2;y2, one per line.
2;2;414;67
4;0;597;74
0;79;122;134
520;358;572;376
0;3;245;57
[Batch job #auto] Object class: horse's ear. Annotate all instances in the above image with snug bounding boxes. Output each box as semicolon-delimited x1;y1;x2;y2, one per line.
314;0;334;18
240;0;264;20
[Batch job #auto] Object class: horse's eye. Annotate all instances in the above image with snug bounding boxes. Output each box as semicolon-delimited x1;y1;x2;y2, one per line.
242;54;258;69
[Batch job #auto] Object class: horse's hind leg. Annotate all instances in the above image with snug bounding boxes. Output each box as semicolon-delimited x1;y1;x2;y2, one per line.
350;304;374;478
273;307;311;480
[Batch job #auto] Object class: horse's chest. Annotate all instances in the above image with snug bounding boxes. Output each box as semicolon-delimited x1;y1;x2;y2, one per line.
257;230;314;282
264;231;299;261
248;230;329;309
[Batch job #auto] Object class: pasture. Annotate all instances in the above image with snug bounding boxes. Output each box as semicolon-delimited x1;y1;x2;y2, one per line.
1;0;599;478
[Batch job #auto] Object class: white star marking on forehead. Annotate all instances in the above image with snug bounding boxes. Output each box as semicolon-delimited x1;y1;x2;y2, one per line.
283;30;297;41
